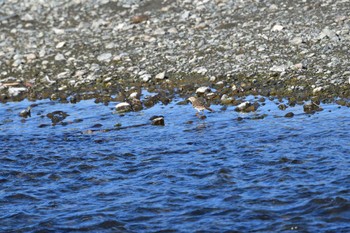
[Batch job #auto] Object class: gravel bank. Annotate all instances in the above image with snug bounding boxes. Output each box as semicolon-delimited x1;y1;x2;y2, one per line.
0;0;350;104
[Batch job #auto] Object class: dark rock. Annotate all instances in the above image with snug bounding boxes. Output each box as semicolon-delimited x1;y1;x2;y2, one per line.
47;111;69;125
303;102;323;114
130;98;143;111
19;106;31;118
284;112;294;118
115;102;132;113
278;104;287;110
235;101;259;112
151;116;165;126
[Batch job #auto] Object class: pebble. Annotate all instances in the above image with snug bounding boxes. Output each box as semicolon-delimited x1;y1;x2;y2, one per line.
155;71;166;80
97;53;112;62
151;116;165;126
270;65;286;73
26;53;37;61
196;86;210;94
319;27;338;41
221;94;233;105
115;102;132;113
8;87;27;97
278;104;287;110
129;92;140;99
271;24;284;32
235;101;251;112
313;87;324;94
19;106;31;118
193;67;208;75
55;53;65;61
140;74;152;82
303;102;322;114
290;37;304;45
56;41;66;49
130;15;149;24
284;112;294;118
130;98;143;111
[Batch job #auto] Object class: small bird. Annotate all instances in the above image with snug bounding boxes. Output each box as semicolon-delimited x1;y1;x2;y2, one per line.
188;96;214;116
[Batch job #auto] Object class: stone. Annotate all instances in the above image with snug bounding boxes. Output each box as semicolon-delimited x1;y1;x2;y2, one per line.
303;102;323;114
284;112;294;118
271;24;284;32
55;53;65;61
206;92;216;99
196;86;210;94
8;87;27;97
26;53;37;61
193;67;208;75
56;41;66;49
270;65;286;73
130;98;143;111
19;106;31;118
97;53;112;62
140;74;151;82
47;111;69;125
115;102;132;113
150;116;165;126
221;94;233;105
278;104;287;110
155;71;166;80
319;27;338;41
291;63;304;70
154;28;166;35
129;92;140;99
130;15;149;24
12;59;24;67
168;27;178;34
21;13;34;21
235;101;251;111
313;87;324;94
52;28;65;35
235;101;259;112
290;37;304;45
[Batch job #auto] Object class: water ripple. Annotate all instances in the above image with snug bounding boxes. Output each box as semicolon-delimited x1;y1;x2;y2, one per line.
0;98;349;232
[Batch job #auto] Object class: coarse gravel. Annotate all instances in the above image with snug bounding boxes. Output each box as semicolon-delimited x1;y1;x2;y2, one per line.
0;0;350;104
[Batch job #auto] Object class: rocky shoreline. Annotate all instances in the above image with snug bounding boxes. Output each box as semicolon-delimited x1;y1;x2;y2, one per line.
1;0;350;107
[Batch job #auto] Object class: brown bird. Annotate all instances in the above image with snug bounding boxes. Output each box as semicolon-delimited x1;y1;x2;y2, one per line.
188;96;214;116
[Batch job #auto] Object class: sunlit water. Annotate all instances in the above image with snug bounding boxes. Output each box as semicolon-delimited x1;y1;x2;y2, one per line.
1;96;349;232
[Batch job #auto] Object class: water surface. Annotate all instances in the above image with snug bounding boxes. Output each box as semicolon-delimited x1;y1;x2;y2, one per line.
1;97;349;232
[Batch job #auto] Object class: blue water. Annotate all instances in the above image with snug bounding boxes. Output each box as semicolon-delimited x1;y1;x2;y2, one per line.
0;97;349;232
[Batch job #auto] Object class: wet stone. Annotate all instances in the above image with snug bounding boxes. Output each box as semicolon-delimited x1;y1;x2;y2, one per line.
130;98;143;111
46;111;69;125
19;107;31;118
196;86;211;94
284;112;294;118
278;104;287;110
303;102;323;114
150;116;165;126
115;102;132;113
